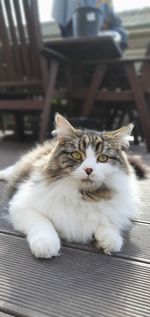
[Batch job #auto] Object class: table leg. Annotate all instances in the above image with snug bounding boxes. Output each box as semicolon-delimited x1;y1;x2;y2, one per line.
125;63;150;151
65;63;75;117
15;112;24;141
80;64;106;117
39;60;59;143
71;61;84;88
141;62;150;91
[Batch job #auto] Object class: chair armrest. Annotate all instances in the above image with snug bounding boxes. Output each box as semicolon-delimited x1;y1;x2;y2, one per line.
90;57;150;66
40;47;68;62
119;57;150;63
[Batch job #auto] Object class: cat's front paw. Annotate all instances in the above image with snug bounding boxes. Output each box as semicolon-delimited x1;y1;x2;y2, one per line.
28;234;61;258
95;228;123;255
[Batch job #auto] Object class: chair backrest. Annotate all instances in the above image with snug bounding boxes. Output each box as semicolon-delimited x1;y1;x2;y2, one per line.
140;42;150;92
0;0;47;87
145;43;150;56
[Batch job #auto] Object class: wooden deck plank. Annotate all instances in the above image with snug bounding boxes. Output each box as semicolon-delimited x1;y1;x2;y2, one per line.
138;179;150;222
120;222;150;262
64;222;150;263
0;233;150;317
0;313;15;317
0;142;31;169
0;210;150;263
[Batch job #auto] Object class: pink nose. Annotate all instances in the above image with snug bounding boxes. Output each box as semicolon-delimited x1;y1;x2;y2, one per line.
84;168;93;175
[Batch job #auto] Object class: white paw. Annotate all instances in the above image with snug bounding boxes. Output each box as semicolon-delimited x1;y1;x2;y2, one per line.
95;228;123;255
28;234;61;259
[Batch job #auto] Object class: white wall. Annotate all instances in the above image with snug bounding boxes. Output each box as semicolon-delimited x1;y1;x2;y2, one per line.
113;0;150;12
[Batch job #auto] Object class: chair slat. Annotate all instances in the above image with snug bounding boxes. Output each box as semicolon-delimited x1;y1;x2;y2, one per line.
4;0;23;79
0;0;16;80
22;0;41;79
0;0;44;83
0;47;7;81
13;0;32;79
30;0;48;89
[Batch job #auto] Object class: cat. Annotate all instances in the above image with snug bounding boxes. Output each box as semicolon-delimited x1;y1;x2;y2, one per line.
0;113;139;258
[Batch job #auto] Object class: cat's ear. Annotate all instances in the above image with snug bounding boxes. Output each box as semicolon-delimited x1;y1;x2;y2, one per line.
105;123;134;149
53;113;75;143
111;123;134;148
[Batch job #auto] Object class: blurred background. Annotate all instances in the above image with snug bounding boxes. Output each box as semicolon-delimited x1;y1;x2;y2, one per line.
0;0;150;150
37;0;150;57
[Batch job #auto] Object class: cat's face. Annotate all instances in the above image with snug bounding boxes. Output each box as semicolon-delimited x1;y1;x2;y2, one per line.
50;114;133;189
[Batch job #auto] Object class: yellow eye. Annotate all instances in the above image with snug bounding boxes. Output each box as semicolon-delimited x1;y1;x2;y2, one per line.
71;151;82;161
97;154;108;163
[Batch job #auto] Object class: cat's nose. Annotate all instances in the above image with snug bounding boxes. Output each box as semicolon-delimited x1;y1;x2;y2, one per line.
84;168;93;175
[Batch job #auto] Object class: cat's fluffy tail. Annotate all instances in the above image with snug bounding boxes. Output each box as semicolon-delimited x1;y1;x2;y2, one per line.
0;164;17;182
128;155;150;179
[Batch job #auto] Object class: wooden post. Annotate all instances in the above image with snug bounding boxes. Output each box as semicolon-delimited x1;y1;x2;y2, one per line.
125;62;150;151
39;60;59;143
80;64;106;117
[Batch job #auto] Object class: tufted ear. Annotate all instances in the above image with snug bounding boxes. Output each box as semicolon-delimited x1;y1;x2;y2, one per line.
53;113;75;144
104;123;134;149
111;123;134;149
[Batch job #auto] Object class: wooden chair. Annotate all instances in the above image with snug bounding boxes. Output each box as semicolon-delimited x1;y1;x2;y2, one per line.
0;0;65;141
70;58;150;151
140;44;150;93
42;37;150;149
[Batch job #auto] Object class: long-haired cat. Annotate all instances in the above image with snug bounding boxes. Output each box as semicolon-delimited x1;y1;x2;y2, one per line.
0;114;139;258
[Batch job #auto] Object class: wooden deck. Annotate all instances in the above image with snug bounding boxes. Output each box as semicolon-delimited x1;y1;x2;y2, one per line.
0;141;150;317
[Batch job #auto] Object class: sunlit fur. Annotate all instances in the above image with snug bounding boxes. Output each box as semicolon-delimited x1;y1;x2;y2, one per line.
0;114;139;258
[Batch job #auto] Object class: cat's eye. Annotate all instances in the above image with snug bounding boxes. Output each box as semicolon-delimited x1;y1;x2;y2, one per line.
71;151;82;161
97;154;108;163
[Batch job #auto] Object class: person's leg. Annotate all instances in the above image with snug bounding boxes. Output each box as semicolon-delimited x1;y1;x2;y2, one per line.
63;21;73;37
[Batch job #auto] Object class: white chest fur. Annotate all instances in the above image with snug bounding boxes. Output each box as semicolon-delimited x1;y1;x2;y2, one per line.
32;178;101;242
10;172;138;244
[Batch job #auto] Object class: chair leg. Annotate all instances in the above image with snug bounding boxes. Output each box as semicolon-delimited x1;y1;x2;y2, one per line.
80;64;106;117
39;60;59;143
141;62;150;91
117;109;127;128
15;112;24;141
65;64;74;117
0;114;5;132
125;63;150;151
106;107;118;130
128;108;141;144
